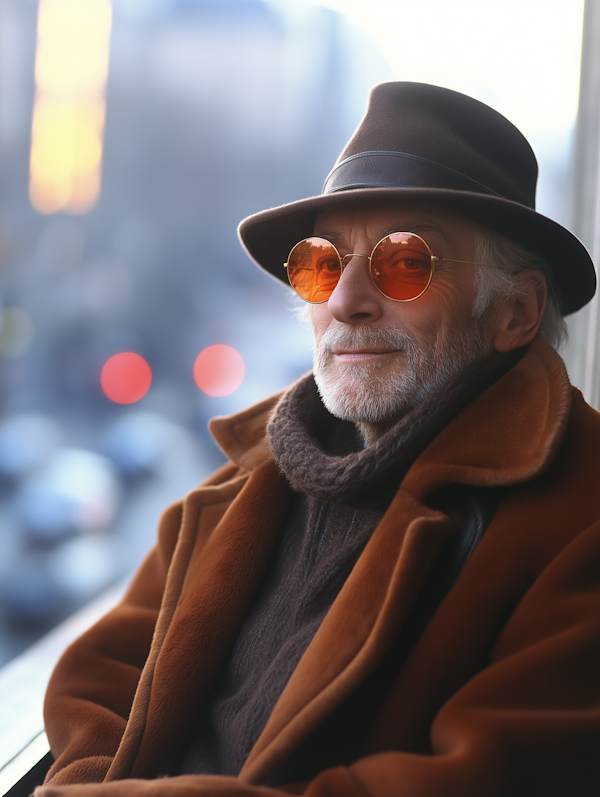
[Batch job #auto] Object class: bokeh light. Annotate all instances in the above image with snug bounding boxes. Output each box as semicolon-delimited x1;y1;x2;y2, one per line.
29;0;113;215
100;352;152;404
193;344;245;397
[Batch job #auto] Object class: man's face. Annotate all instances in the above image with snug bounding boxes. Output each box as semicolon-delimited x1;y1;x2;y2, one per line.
310;202;497;442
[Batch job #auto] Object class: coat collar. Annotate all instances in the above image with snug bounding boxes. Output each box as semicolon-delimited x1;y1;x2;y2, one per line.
208;392;280;471
209;337;572;495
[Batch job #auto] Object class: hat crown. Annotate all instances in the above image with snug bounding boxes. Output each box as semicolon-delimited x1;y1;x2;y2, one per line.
332;82;538;208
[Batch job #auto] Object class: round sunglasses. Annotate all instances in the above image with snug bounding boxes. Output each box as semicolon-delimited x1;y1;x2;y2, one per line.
284;231;492;304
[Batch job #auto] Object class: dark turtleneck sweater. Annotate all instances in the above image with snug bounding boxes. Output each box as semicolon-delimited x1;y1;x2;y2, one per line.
179;349;521;779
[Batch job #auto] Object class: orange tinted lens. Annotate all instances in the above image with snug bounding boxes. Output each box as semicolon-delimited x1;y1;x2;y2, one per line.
370;233;433;300
286;238;341;302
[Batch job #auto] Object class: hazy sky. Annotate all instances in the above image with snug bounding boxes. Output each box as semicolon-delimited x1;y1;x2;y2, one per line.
284;0;585;137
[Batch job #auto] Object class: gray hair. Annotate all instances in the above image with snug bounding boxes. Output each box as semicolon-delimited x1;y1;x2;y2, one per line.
473;228;567;350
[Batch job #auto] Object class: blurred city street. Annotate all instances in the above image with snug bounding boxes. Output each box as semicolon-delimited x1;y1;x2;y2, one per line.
0;0;391;664
0;0;586;665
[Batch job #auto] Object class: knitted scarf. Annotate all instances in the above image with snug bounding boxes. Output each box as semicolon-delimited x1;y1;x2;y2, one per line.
267;347;523;510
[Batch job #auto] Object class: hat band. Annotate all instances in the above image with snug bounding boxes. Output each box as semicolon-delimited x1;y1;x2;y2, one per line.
323;151;502;198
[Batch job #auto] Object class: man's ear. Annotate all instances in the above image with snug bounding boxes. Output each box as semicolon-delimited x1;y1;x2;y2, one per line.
492;270;547;353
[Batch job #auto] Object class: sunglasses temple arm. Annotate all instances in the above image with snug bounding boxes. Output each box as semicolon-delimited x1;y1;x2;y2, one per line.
433;256;495;268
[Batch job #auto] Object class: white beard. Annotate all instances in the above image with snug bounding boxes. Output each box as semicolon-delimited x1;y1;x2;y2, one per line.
313;322;492;439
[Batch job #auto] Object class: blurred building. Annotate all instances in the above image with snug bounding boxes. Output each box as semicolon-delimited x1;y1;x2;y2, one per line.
0;0;391;663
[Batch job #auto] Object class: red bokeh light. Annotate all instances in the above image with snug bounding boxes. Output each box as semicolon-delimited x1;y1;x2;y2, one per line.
193;344;245;397
100;352;152;404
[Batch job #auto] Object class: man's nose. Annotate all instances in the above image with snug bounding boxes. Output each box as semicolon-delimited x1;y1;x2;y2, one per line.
326;254;384;324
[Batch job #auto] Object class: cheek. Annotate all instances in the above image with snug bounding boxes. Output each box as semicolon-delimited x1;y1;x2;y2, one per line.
310;304;331;343
388;276;478;342
429;271;478;322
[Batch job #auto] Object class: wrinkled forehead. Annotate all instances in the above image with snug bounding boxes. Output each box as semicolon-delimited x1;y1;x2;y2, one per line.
313;200;486;250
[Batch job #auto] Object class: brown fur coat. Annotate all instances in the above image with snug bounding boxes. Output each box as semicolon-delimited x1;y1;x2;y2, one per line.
38;337;600;797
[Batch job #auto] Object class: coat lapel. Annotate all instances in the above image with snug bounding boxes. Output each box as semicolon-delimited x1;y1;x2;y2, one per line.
107;457;293;780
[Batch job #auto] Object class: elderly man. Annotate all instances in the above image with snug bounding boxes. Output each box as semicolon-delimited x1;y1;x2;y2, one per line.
39;83;600;797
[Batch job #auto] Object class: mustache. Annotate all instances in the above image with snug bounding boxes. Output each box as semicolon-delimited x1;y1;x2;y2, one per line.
314;325;421;354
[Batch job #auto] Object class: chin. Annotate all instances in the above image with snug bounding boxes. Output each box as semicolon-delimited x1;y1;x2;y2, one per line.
314;363;425;425
314;324;493;426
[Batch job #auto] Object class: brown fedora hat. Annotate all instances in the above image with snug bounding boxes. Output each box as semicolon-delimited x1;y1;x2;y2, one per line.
238;81;595;316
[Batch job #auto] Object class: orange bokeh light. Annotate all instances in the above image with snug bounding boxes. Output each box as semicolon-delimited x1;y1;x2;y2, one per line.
193;345;245;397
100;352;152;404
29;0;112;215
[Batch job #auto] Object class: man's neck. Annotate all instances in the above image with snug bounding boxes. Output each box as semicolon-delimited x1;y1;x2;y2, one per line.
356;419;399;447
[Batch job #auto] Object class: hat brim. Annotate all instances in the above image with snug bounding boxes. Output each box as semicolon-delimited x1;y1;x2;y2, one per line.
238;186;596;316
